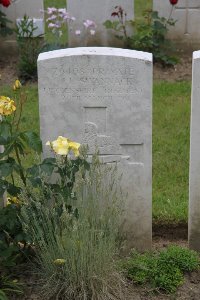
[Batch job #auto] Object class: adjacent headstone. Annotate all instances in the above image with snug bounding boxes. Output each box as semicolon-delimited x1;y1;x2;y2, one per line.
153;0;200;44
189;50;200;252
67;0;134;47
38;47;152;251
1;0;44;36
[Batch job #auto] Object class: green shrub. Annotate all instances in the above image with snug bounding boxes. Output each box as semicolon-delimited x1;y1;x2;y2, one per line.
20;155;125;300
158;245;200;272
0;275;23;299
0;11;13;37
104;7;178;66
123;246;199;293
16;15;44;80
0;203;28;268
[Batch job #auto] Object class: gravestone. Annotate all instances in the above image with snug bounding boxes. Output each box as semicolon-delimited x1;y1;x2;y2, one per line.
67;0;134;47
153;0;200;43
1;0;44;36
38;47;152;251
189;50;200;252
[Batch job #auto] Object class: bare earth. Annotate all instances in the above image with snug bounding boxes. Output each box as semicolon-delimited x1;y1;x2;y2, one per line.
0;53;192;86
1;53;199;300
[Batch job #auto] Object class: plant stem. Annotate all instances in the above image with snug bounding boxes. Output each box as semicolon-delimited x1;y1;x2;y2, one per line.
14;145;26;186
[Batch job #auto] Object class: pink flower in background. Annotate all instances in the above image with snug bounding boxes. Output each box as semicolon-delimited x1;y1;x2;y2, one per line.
83;19;96;29
47;7;57;14
75;30;81;35
46;15;57;21
43;7;96;40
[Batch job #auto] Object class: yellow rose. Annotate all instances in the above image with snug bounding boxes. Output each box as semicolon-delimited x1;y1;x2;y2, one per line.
68;140;81;157
46;136;70;155
13;79;22;90
53;258;66;265
7;197;21;206
0;96;16;116
46;136;81;157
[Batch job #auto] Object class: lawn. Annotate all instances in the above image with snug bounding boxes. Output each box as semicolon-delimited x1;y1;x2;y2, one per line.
1;81;191;224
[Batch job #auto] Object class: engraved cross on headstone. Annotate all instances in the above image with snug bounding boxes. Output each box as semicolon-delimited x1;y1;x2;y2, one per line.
175;0;200;34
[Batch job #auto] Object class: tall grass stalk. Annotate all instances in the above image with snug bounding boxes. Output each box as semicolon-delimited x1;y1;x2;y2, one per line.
21;155;125;300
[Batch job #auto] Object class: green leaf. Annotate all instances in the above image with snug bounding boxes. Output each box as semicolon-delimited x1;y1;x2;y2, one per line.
42;157;56;164
40;163;55;176
0;162;13;177
6;182;21;196
0;290;8;300
0;144;14;159
103;20;114;29
26;164;40;177
0;121;11;139
21;131;42;153
0;136;8;145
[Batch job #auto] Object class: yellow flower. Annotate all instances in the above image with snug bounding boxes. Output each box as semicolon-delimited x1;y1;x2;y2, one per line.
46;136;70;155
46;136;80;157
68;139;81;157
0;96;16;116
53;258;66;265
7;197;21;206
13;79;22;90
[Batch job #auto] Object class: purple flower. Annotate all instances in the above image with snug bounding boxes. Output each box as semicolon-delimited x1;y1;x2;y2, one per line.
47;7;58;14
75;29;81;35
83;19;96;28
46;15;57;21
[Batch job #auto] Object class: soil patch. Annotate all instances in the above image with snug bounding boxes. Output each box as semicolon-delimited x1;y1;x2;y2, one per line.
9;224;200;300
153;54;192;82
0;52;193;87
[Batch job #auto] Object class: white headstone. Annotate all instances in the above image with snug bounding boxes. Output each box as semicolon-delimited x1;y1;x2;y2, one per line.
1;0;44;36
67;0;134;47
153;0;200;42
38;47;152;251
189;50;200;252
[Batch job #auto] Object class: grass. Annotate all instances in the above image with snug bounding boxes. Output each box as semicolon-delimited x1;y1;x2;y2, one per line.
153;81;190;223
1;80;191;224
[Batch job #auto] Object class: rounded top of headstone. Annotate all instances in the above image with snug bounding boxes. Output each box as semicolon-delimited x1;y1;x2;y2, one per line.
193;51;200;60
38;47;152;62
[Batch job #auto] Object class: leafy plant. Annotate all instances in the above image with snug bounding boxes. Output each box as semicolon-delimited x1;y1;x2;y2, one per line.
122;245;199;293
20;154;124;300
0;10;12;37
0;82;42;198
0;81;42;267
0;274;23;299
15;15;44;80
0;202;28;268
0;82;90;268
104;7;178;66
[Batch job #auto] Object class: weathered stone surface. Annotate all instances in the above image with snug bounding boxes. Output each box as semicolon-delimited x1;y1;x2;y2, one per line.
1;0;44;36
153;0;200;43
189;50;200;252
38;47;152;251
67;0;134;47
